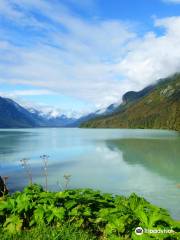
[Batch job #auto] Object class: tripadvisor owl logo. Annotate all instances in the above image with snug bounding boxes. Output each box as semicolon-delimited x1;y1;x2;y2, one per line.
135;227;144;235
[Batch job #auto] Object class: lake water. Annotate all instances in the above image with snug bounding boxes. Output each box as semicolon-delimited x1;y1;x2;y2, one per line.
0;128;180;219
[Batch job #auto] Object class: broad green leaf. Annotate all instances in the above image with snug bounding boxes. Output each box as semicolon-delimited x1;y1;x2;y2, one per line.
3;215;23;234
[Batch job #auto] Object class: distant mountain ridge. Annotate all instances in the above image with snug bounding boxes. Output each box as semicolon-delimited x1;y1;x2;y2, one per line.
68;103;119;127
0;97;78;128
0;97;38;128
1;73;179;130
0;97;116;128
81;73;180;131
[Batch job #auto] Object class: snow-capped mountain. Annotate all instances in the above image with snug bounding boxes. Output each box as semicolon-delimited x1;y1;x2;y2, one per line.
0;97;79;128
27;107;78;127
27;102;121;127
67;103;120;127
0;96;120;128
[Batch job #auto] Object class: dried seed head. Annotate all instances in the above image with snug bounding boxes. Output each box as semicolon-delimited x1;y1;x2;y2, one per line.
3;176;9;180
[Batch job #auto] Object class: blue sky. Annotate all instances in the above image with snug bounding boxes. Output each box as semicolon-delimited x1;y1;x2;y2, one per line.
0;0;180;116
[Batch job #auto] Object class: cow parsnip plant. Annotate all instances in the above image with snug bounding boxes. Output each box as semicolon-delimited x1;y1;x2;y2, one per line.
0;184;179;240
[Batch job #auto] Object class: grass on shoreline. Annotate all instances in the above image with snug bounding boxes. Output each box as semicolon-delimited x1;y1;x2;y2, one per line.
0;224;96;240
0;184;180;240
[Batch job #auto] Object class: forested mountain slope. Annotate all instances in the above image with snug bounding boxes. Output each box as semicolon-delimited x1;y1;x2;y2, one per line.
81;74;180;131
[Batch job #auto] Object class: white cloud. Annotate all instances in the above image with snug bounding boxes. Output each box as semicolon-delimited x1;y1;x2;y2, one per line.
0;1;180;111
163;0;180;4
10;89;56;96
0;0;136;109
117;17;180;90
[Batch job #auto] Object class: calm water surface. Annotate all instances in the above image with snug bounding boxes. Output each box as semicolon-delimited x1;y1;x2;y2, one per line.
0;128;180;219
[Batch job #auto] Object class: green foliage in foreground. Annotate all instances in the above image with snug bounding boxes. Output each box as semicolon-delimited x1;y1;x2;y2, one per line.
0;223;95;240
0;184;180;240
